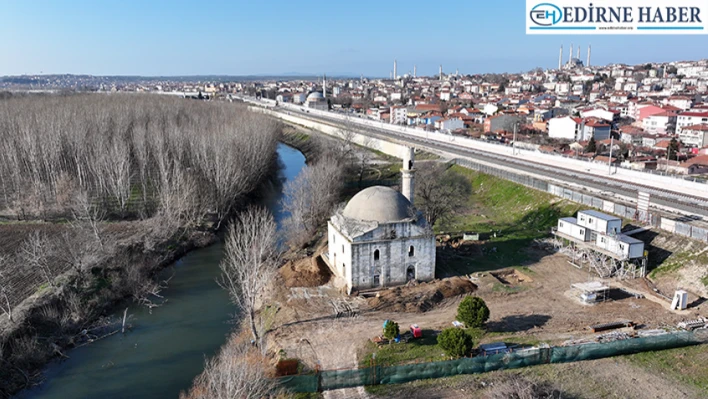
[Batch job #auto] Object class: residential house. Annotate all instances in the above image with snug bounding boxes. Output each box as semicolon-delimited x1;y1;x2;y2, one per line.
610;92;631;104
275;93;292;103
292;92;307;104
548;117;611;141
390;106;408;125
664;95;694;110
482;103;499;116
484;114;524;133
580;108;620;124
436;117;464;131
619;126;646;146
677;111;708;134
682;155;708;174
679;124;708;148
581;119;612;141
642;112;677;135
642;135;659;148
548;116;580;140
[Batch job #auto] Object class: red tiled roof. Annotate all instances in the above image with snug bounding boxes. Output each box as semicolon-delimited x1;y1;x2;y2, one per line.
680;111;708;117
661;105;682;112
585;120;610;127
683;124;708;131
681;155;708;167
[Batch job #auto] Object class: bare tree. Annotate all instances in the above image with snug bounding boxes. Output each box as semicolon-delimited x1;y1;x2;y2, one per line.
219;206;279;349
415;163;472;227
179;334;279;399
282;155;344;247
0;94;278;226
19;232;55;288
70;190;105;249
335;115;358;161
356;136;376;188
54;229;98;287
0;255;14;322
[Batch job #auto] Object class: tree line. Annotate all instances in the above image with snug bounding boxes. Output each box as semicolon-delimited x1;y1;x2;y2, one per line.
0;93;281;396
0;94;279;230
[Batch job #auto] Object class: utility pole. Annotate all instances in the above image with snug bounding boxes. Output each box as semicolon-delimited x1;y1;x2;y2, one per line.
608;134;614;175
513;123;518;155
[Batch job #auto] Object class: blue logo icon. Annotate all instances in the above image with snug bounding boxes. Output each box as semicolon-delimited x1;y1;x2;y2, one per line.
530;3;563;26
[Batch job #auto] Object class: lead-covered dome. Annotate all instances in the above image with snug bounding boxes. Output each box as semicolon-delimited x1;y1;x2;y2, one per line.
342;186;412;223
307;91;324;100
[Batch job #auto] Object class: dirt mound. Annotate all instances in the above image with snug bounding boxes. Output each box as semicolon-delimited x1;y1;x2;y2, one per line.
280;255;332;288
367;276;477;313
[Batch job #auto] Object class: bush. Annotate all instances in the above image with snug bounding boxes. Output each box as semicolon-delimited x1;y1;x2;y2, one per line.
437;328;473;358
383;320;400;342
485;374;563;399
457;296;490;328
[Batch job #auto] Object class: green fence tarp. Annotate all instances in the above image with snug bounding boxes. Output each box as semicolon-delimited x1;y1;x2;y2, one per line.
277;331;704;393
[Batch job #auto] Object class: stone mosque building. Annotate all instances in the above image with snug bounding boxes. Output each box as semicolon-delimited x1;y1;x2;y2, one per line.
327;147;436;293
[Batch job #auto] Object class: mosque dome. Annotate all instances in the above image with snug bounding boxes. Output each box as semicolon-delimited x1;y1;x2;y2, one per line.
342;186;412;223
307;91;325;100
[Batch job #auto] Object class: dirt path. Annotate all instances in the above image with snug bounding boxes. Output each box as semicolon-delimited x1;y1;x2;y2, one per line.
270;252;704;396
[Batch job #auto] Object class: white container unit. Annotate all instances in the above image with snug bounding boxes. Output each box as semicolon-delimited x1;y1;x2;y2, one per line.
577;210;621;236
557;217;591;242
596;233;644;259
671;290;688;311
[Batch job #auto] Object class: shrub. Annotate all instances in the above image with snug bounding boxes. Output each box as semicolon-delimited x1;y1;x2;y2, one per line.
383;320;400;342
437;328;473;358
457;296;490;328
485;374;563;399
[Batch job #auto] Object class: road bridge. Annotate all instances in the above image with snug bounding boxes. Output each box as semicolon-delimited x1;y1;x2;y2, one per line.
239;95;708;220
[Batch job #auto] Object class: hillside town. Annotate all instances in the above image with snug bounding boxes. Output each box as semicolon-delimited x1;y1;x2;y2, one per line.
8;50;704;176
250;54;708;176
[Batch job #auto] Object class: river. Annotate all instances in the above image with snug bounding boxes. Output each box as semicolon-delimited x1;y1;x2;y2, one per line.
18;144;306;399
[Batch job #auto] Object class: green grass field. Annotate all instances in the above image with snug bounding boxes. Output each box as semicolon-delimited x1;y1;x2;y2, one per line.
435;165;581;277
627;344;708;392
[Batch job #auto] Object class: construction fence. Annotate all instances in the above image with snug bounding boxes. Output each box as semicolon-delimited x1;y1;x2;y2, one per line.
451;158;708;244
276;330;706;392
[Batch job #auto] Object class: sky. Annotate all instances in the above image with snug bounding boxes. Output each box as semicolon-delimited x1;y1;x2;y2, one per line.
1;0;707;77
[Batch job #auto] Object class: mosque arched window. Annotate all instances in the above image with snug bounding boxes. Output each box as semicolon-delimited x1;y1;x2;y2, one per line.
374;249;380;261
408;246;415;257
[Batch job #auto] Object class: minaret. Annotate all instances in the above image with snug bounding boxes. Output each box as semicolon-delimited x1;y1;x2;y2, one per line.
439;65;443;80
401;147;415;204
569;44;573;65
559;45;563;70
393;60;397;80
323;74;327;98
413;65;417;78
577;46;580;60
587;45;591;67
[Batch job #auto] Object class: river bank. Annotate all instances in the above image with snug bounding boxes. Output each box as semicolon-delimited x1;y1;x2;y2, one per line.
0;142;300;398
0;223;217;397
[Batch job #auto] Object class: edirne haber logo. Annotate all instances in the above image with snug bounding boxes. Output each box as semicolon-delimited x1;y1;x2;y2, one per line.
526;0;708;34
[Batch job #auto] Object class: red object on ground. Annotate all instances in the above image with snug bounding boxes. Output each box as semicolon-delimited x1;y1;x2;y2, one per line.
410;324;422;338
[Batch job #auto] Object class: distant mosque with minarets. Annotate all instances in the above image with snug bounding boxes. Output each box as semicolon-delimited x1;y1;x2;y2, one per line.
326;147;436;294
558;43;592;70
304;74;329;110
